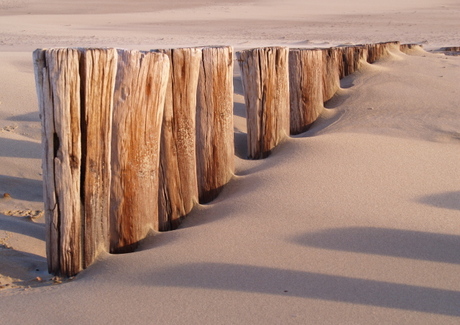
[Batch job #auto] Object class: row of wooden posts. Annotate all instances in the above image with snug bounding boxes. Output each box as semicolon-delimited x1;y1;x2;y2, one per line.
33;41;418;276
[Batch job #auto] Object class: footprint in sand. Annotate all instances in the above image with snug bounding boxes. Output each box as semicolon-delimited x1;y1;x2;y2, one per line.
0;209;44;221
1;125;18;132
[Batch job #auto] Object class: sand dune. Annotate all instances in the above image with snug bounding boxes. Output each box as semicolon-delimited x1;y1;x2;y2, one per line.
1;0;459;323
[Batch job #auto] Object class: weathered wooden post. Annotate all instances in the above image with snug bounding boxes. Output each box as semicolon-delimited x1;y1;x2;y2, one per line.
237;47;290;159
366;43;379;64
196;46;235;204
322;47;341;102
110;50;170;252
80;48;117;267
340;46;354;78
354;45;368;70
289;48;324;134
157;48;202;231
340;45;365;78
34;48;83;276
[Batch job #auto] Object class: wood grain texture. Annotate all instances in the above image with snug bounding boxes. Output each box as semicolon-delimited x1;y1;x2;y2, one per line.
322;47;340;103
33;49;60;275
289;48;324;135
110;50;170;252
156;48;202;231
34;48;83;276
80;48;117;267
339;46;356;78
196;46;234;204
237;47;290;159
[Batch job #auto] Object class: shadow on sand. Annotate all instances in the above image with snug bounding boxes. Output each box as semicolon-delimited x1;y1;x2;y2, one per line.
417;191;460;211
135;262;460;316
290;227;460;265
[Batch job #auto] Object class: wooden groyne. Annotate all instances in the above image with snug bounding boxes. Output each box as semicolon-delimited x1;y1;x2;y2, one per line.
34;41;412;276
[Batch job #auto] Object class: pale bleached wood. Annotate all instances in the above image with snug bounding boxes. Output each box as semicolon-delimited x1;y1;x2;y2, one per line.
36;48;83;276
110;50;170;252
33;49;60;275
196;46;234;204
237;47;290;159
157;48;202;231
289;48;324;135
322;47;340;102
80;48;117;267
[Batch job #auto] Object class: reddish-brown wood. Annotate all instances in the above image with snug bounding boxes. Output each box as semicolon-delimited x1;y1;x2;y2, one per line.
196;46;234;204
289;48;324;134
157;48;202;231
237;47;290;159
110;50;170;252
322;47;341;102
80;48;117;267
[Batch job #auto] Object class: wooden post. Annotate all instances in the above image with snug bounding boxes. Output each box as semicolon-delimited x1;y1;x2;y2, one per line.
80;48;117;268
341;46;359;77
196;46;234;204
322;47;340;102
289;48;324;134
366;43;380;64
33;48;83;276
354;45;368;71
157;48;202;231
110;50;170;252
237;47;290;159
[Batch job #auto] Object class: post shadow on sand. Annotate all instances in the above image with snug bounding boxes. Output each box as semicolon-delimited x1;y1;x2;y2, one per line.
0;175;43;202
134;262;460;317
0;137;41;159
290;227;460;265
233;101;246;119
233;75;244;96
6;111;40;122
417;191;460;211
0;248;47;281
0;213;45;241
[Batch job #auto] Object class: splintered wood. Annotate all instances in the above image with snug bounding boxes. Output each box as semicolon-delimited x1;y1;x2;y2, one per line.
237;47;290;159
34;48;83;276
81;48;117;267
34;48;170;274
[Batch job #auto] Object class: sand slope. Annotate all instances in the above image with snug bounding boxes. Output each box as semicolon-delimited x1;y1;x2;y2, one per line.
1;0;459;324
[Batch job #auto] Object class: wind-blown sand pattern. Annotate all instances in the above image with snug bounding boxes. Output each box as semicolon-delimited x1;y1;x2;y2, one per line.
0;0;459;324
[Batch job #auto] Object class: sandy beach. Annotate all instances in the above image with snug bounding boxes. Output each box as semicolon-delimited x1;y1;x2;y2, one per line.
1;0;459;323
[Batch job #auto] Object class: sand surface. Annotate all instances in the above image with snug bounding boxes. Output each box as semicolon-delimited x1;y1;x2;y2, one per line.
1;0;459;324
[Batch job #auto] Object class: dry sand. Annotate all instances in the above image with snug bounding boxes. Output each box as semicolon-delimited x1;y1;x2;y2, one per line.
1;0;459;324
